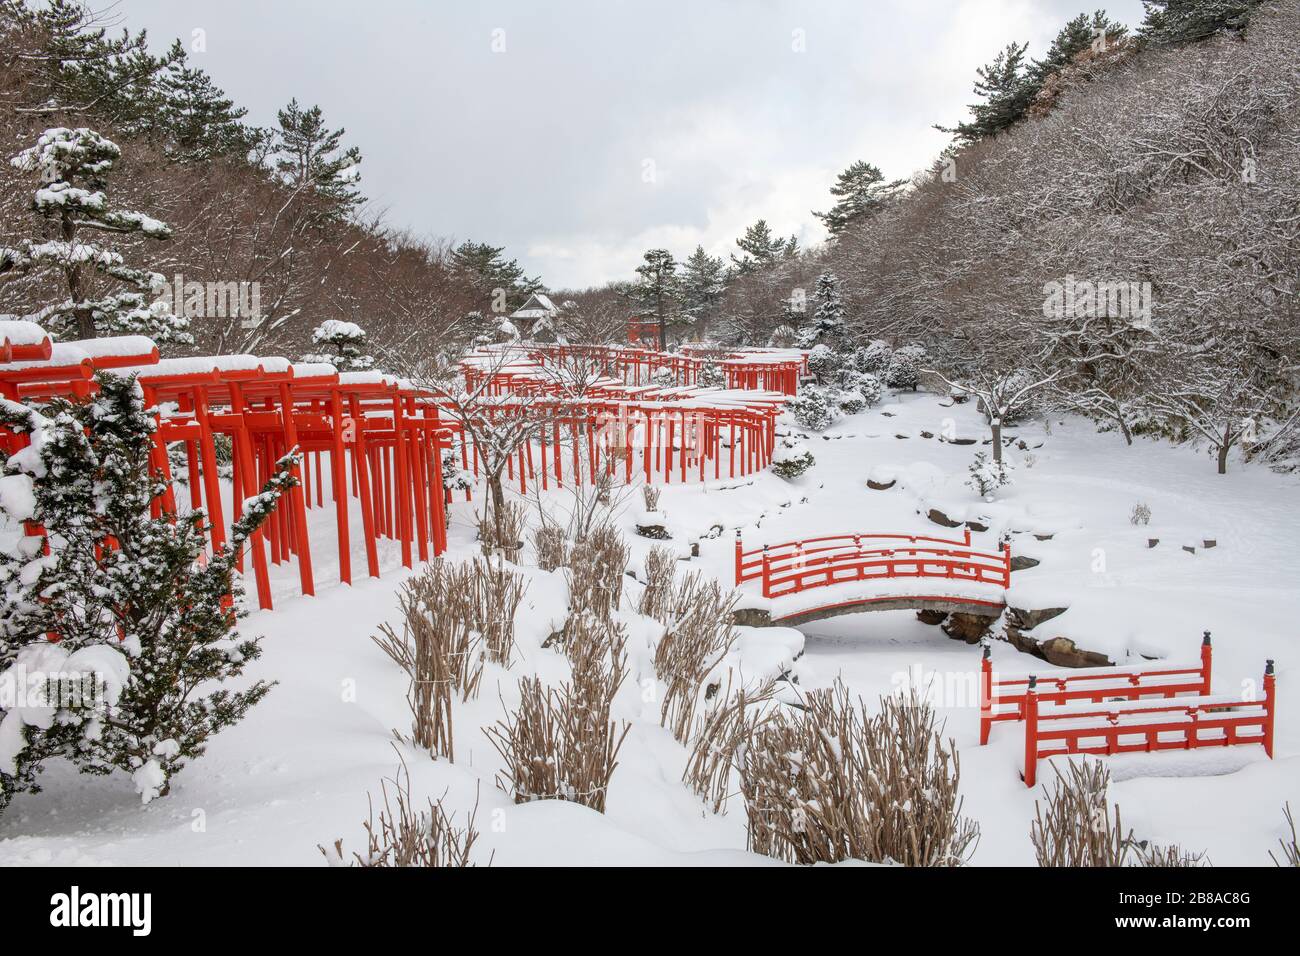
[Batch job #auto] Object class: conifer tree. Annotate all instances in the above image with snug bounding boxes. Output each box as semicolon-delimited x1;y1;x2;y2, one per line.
814;161;907;235
679;246;726;335
1032;11;1129;81
155;40;255;162
1138;0;1262;45
940;41;1036;144
628;249;681;351
303;319;375;371
450;241;541;315
0;374;295;810
6;127;191;343
797;273;846;348
730;220;796;276
272;98;363;220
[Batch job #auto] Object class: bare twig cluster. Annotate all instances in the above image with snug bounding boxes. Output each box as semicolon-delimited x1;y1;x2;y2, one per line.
682;677;778;814
738;684;980;866
531;522;569;572
565;523;630;620
486;615;630;813
653;572;739;743
319;759;485;868
641;484;661;512
477;498;527;562
1030;761;1208;867
637;546;677;622
466;555;527;668
1272;803;1299;867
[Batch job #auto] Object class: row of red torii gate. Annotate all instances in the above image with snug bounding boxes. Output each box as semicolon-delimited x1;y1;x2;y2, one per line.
0;321;805;613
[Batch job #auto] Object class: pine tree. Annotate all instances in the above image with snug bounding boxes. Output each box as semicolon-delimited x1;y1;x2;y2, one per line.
730;220;796;276
6;127;191;343
1138;0;1262;45
940;42;1037;144
272;99;363;220
1032;11;1129;82
797;273;846;348
4;0;181;128
628;249;681;351
679;246;726;336
450;241;541;315
302;320;375;371
155;40;255;163
0;374;294;810
814;161;907;235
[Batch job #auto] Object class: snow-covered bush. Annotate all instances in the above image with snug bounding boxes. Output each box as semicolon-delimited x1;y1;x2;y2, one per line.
966;451;1013;498
771;440;815;479
0;374;290;811
302;319;374;371
767;324;797;348
806;344;843;384
785;387;839;432
441;447;473;493
886;344;926;391
836;372;883;413
853;340;892;375
697;361;726;389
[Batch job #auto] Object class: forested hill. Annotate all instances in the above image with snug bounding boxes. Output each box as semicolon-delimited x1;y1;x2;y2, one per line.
0;0;543;359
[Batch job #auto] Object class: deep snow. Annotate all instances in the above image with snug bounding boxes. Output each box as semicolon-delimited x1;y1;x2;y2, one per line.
1;388;1296;866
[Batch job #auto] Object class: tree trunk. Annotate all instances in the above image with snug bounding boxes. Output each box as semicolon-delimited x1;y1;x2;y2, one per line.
1217;427;1231;474
487;472;506;545
991;417;1003;464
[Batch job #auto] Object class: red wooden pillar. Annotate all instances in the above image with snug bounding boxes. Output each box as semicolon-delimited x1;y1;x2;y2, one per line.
1023;676;1039;787
1263;660;1276;758
979;644;994;745
349;395;381;578
392;393;412;568
227;383;273;611
1200;632;1213;695
277;382;315;596
192;388;226;552
329;388;352;585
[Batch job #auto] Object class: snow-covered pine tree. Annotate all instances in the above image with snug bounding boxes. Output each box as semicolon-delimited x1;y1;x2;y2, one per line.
814;161;907;235
6;127;191;343
1139;0;1263;46
0;373;295;810
680;246;726;336
302;319;375;371
886;345;926;392
730;220;796;276
940;41;1037;144
697;361;726;389
628;249;681;351
797;273;846;349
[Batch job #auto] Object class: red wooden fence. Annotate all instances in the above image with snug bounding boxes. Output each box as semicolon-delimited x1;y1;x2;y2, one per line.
980;633;1214;745
1022;660;1276;787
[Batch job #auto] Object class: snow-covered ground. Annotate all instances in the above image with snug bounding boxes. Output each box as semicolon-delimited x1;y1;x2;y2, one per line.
2;388;1296;866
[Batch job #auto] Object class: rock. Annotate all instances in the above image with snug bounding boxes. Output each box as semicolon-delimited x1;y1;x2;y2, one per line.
1034;533;1054;541
949;437;976;446
1006;605;1068;631
966;518;989;533
881;411;895;417
731;607;772;627
1009;554;1040;571
942;612;997;643
1147;538;1159;549
1182;544;1196;555
920;430;934;439
1038;637;1112;668
867;478;896;490
1203;539;1217;549
916;609;949;626
689;542;700;557
927;507;963;529
635;524;671;540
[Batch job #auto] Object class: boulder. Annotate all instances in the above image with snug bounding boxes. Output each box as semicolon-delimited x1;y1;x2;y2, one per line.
1009;554;1040;571
731;607;773;627
1006;633;1113;668
927;507;963;528
1006;604;1068;631
635;524;671;540
916;609;949;626
942;612;998;643
867;478;896;490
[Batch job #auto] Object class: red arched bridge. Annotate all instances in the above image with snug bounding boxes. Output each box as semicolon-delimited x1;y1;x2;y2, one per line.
733;529;1012;626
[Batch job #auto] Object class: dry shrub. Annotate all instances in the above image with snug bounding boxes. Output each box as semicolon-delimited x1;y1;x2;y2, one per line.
1030;761;1209;867
467;556;527;668
683;677;778;814
739;683;980;866
478;498;527;561
532;522;568;572
319;758;485;867
654;573;739;743
1272;803;1299;867
641;483;661;512
486;615;630;813
638;546;677;622
566;523;630;620
372;560;482;759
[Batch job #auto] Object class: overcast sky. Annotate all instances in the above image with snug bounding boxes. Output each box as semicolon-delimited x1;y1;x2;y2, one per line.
115;0;1145;289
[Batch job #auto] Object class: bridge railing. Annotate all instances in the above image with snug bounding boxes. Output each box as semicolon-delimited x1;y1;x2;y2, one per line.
735;530;1011;599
